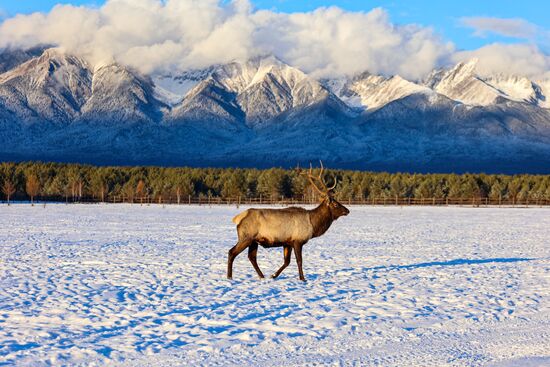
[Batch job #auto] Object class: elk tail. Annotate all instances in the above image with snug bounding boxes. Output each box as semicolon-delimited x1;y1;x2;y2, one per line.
232;210;250;225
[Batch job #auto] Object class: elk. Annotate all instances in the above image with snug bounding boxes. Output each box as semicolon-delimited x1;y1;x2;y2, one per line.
227;163;350;281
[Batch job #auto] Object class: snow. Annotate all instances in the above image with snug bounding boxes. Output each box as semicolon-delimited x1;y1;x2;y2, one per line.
322;77;365;109
324;74;432;110
153;75;200;106
214;56;310;94
212;56;326;106
486;75;537;103
431;59;545;107
1;204;549;365
537;79;550;109
2;48;550;171
354;75;432;110
433;60;504;106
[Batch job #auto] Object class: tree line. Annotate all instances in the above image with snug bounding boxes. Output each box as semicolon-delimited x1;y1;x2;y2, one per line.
1;161;550;204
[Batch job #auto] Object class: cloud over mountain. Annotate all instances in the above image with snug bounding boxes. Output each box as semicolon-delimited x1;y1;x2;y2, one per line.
0;0;451;79
453;43;550;80
0;0;548;80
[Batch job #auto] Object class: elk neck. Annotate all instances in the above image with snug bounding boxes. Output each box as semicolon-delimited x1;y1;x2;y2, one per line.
308;202;334;238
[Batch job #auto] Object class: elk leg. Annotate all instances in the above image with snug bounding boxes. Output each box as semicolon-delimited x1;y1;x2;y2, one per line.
248;242;264;279
293;243;306;282
271;245;292;279
227;238;253;279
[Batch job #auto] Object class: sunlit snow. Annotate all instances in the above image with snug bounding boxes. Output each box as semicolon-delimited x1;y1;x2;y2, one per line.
0;205;549;365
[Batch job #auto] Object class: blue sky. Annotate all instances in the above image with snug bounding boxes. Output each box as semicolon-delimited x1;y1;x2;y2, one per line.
0;0;548;52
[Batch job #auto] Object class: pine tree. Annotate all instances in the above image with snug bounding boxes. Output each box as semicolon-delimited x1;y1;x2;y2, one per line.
257;169;286;201
221;170;246;198
335;176;353;201
507;177;522;203
489;180;504;200
414;180;433;198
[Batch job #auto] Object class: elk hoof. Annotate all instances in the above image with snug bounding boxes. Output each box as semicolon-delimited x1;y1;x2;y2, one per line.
299;277;306;282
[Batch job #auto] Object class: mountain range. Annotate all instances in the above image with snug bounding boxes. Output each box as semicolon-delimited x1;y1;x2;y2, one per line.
1;47;549;173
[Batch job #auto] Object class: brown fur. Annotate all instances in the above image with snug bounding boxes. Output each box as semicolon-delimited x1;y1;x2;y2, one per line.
227;197;349;281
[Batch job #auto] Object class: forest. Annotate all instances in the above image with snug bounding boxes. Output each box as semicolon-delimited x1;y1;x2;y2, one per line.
1;161;550;205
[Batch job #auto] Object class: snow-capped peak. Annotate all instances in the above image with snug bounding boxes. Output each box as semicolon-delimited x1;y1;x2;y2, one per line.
152;56;315;107
1;46;550;171
325;73;432;111
163;55;331;125
430;58;545;107
213;55;313;95
0;47;89;85
0;47;93;122
447;58;479;82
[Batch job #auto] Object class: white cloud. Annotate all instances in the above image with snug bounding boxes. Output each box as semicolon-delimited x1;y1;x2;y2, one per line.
0;1;548;80
252;7;454;79
0;0;452;79
453;43;550;80
460;16;538;39
458;17;550;79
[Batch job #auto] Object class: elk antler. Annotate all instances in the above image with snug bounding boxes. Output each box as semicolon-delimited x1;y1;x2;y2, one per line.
304;163;326;196
317;161;338;193
300;161;338;197
326;175;338;192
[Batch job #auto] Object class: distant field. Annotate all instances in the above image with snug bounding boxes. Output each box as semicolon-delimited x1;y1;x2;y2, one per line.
0;205;549;366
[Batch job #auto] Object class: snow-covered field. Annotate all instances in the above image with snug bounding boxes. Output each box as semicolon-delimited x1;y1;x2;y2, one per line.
0;204;549;366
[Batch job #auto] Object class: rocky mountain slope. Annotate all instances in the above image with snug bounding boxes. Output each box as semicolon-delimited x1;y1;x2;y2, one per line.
1;47;549;173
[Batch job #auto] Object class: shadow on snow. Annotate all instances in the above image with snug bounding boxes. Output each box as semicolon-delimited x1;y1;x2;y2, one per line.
383;257;536;271
319;258;537;280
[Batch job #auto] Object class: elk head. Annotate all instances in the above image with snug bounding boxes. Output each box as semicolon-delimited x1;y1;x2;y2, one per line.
302;161;350;220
